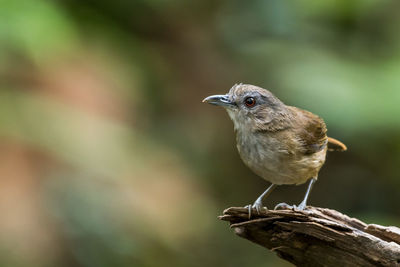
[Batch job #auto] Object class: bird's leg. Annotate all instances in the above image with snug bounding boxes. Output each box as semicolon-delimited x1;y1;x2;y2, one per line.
274;177;317;211
296;177;317;210
245;184;277;219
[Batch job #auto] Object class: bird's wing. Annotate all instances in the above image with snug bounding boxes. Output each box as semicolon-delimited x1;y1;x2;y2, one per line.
290;107;328;155
327;137;347;152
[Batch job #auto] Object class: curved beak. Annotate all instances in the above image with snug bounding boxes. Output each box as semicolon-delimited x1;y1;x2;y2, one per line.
202;94;235;107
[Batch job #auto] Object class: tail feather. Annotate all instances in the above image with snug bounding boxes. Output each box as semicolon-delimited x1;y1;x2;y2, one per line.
327;137;347;152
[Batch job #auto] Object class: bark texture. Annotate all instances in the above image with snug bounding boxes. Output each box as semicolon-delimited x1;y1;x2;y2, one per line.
219;206;400;267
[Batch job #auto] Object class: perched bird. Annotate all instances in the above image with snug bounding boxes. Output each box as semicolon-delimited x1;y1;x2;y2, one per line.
203;84;346;216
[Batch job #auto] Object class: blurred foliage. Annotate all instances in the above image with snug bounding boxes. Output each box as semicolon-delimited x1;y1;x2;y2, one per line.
0;0;399;266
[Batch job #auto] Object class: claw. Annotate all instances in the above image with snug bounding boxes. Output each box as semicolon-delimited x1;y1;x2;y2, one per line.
244;201;266;220
245;184;276;220
244;204;252;219
253;200;263;215
296;202;306;211
274;202;293;210
274;202;308;211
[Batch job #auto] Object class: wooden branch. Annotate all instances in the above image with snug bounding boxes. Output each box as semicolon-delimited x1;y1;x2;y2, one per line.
219;206;400;267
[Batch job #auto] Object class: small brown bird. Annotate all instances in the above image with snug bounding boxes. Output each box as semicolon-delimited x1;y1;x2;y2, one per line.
203;84;346;216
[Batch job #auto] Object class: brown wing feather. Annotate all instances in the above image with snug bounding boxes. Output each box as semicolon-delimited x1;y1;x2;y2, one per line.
327;137;347;152
290;107;328;155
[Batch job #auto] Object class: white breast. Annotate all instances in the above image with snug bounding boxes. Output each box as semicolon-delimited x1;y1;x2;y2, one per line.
236;130;327;185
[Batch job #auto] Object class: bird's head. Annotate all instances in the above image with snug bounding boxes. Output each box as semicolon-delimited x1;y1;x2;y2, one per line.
203;84;288;132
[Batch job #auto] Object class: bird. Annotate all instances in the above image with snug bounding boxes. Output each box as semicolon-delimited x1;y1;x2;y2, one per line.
203;83;346;217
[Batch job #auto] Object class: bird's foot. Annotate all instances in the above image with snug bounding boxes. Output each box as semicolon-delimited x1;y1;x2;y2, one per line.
244;200;267;220
274;202;293;210
296;201;307;211
274;202;307;211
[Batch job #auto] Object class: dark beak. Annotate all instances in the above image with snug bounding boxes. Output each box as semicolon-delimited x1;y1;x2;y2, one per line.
202;94;235;107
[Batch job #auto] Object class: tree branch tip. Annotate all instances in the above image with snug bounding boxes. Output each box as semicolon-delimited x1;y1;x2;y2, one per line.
220;206;400;266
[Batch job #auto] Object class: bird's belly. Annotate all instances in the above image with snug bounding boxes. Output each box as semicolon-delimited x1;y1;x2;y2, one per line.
237;136;327;185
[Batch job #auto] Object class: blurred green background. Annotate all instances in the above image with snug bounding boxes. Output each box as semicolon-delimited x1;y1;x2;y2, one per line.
0;0;399;266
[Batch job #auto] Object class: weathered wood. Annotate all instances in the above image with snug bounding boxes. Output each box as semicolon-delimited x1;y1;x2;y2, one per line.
219;206;400;267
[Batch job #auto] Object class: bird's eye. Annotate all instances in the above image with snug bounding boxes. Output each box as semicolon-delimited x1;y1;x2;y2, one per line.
244;97;256;107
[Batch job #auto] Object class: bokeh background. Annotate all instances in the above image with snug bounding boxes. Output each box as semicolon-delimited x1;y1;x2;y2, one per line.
1;0;400;266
